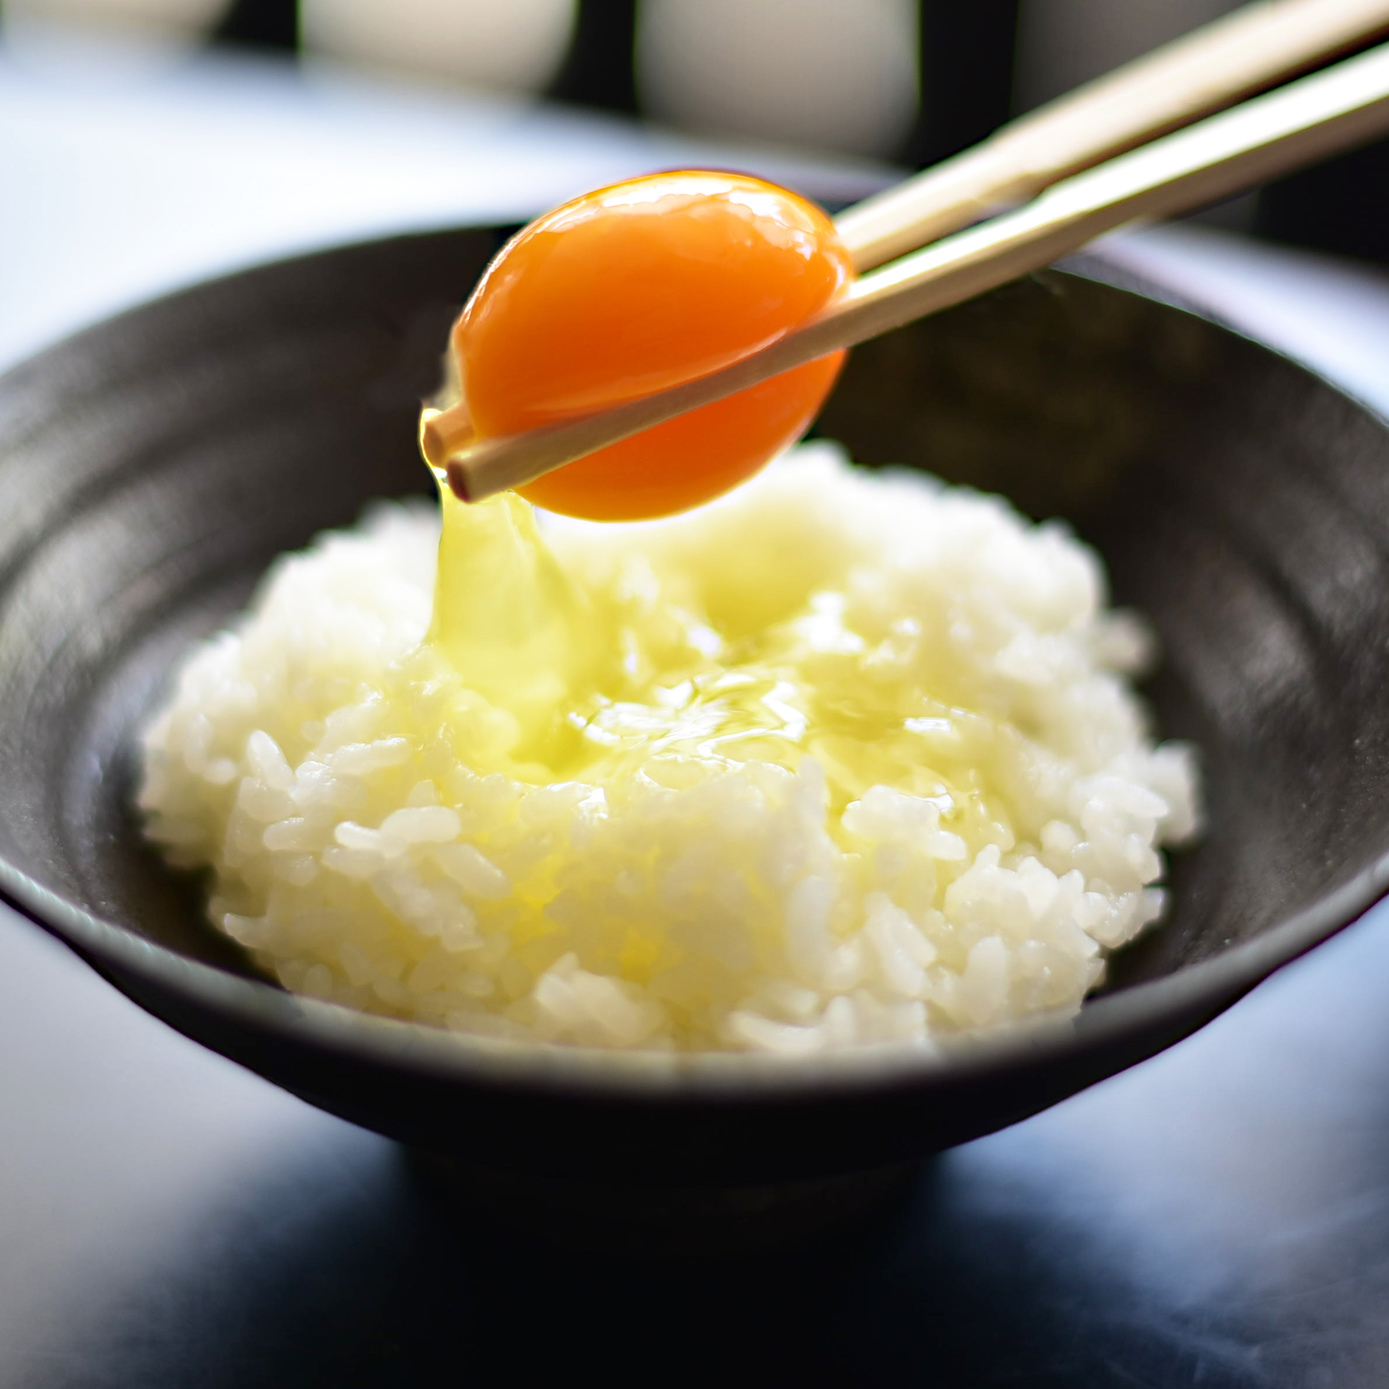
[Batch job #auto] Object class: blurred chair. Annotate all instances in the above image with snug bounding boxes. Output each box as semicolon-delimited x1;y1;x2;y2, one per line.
298;0;576;93
636;0;919;159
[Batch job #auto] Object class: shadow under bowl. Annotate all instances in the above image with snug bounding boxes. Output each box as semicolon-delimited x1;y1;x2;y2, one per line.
1;228;1388;1213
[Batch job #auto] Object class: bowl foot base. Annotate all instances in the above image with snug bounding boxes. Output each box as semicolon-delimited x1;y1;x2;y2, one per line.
406;1148;926;1258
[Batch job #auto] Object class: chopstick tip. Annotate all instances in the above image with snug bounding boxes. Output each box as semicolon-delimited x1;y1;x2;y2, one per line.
445;459;475;502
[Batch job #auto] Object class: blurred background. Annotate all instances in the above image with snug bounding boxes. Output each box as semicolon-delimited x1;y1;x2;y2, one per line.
3;0;1387;380
4;2;1388;484
1;0;1385;246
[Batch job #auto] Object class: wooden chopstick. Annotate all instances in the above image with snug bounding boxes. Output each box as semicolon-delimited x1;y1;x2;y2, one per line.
433;41;1389;505
426;0;1389;489
835;0;1389;270
422;0;1389;480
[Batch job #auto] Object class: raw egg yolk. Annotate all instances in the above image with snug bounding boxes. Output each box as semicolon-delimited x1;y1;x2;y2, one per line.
452;170;855;521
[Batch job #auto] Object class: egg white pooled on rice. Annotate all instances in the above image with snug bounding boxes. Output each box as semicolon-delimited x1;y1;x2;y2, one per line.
137;443;1199;1055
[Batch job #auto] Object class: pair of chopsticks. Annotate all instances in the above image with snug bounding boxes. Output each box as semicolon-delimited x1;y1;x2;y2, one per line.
426;0;1389;504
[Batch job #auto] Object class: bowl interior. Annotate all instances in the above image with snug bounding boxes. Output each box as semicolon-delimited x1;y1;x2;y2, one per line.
1;229;1388;1180
819;261;1389;996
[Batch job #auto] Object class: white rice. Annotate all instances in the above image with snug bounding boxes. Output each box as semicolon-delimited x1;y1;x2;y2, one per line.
138;443;1199;1055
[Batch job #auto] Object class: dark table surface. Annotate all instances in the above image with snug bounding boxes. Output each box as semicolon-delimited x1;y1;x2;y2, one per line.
9;872;1389;1387
6;43;1389;1389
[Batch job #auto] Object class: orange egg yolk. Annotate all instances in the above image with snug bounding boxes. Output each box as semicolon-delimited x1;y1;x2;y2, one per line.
451;170;855;521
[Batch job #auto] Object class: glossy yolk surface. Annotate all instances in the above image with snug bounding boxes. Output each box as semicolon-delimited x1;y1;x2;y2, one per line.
451;171;855;521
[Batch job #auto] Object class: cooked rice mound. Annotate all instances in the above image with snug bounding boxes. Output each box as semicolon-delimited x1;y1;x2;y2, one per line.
138;444;1199;1054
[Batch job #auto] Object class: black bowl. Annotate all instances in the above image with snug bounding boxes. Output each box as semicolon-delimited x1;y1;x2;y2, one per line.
2;228;1388;1227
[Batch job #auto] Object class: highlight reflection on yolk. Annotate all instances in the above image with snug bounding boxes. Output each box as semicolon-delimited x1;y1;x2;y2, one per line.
452;171;855;522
